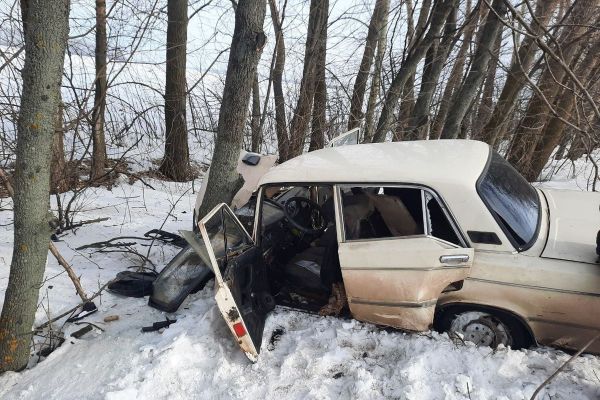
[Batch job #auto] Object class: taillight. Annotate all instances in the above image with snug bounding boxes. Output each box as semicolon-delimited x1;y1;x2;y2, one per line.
233;322;246;338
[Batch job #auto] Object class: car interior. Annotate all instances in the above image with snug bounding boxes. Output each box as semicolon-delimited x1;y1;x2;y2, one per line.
259;185;339;312
256;184;463;313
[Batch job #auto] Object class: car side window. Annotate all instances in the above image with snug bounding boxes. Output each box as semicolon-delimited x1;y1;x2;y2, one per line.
340;186;463;246
340;186;425;240
424;192;461;246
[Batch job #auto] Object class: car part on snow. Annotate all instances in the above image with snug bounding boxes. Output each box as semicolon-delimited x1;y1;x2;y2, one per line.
318;282;347;316
70;324;94;339
141;317;177;332
108;271;158;298
267;327;285;351
148;244;213;313
66;301;98;323
144;229;187;248
77;231;186;252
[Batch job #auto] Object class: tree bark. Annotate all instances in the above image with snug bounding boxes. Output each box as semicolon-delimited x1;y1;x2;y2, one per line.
394;0;432;141
251;73;261;152
347;0;389;130
288;0;327;158
309;0;328;151
91;0;108;180
0;0;70;373
372;0;456;143
159;0;190;181
268;0;289;161
394;77;415;141
406;7;457;140
471;27;502;140
440;0;507;139
480;0;560;147
363;6;389;144
430;0;479;139
198;0;266;217
50;100;66;193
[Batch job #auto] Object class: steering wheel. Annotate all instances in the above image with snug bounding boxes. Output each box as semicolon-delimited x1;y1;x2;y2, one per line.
283;197;328;235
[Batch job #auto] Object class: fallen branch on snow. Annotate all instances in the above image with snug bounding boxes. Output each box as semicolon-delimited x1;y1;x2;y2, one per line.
530;332;600;400
35;282;110;331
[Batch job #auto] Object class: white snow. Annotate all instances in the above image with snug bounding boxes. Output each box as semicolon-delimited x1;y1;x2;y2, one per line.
0;168;599;399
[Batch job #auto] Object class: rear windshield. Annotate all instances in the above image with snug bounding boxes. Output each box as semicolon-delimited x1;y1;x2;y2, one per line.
477;152;540;250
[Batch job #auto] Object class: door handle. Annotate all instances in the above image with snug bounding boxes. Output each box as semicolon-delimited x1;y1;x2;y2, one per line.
439;254;470;265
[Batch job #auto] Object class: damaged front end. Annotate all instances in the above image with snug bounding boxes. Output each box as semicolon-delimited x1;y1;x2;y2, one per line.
149;151;276;314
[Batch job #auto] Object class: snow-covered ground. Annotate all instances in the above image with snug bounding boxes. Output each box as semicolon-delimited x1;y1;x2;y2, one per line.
0;160;599;400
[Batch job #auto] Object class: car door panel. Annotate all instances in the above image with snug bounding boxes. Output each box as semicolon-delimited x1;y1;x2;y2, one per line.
195;203;270;361
338;237;473;331
213;247;269;360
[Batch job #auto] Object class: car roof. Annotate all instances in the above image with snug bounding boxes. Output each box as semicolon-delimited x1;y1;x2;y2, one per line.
259;139;491;188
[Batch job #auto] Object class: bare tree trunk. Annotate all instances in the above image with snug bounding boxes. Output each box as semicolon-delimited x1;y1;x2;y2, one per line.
50;100;66;193
159;0;190;181
251;74;261;152
430;0;479;139
394;77;415;141
507;0;597;172
480;0;560;147
363;8;388;143
472;28;502;140
372;0;456;143
198;0;266;217
440;0;507;139
394;0;432;141
406;7;457;140
91;0;108;180
268;0;289;161
0;0;70;373
309;0;328;151
288;0;327;158
347;0;389;130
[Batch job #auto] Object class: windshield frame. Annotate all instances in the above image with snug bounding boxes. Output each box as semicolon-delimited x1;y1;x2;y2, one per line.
476;150;542;252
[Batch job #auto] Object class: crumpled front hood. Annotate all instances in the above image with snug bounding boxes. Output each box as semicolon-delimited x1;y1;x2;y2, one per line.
541;188;600;264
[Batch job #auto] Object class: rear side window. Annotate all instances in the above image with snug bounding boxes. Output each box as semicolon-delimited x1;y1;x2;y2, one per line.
425;192;461;245
339;186;462;246
477;152;540;250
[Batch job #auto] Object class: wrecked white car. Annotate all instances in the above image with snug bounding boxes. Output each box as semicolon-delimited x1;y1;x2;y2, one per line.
151;139;600;361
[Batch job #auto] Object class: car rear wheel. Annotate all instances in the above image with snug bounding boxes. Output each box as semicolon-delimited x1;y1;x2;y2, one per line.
437;308;531;349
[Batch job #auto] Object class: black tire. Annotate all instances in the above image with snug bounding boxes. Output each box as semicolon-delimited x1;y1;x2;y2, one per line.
435;306;533;350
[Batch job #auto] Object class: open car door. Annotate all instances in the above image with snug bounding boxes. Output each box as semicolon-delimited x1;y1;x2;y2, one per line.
328;127;360;147
185;203;271;361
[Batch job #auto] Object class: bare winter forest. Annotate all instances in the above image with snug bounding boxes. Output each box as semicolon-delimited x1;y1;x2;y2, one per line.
0;0;599;396
1;0;599;187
